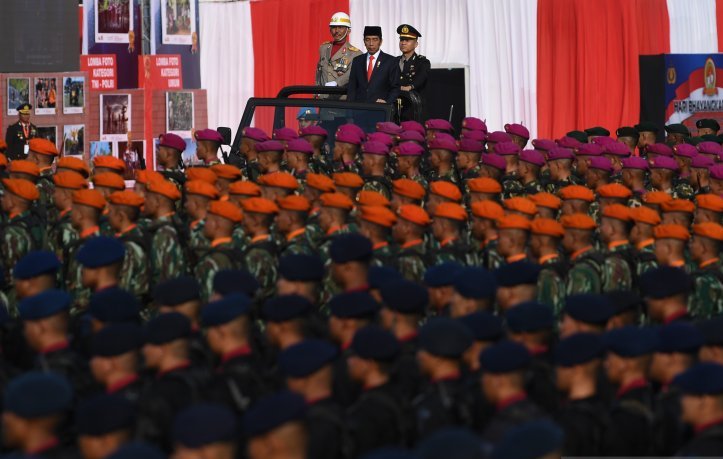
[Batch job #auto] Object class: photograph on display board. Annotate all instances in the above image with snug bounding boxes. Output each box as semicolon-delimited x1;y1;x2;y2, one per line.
161;0;196;45
63;77;85;115
36;127;58;148
90;141;114;162
166;91;194;136
180;138;200;167
7;78;31;116
100;94;131;141
118;140;145;180
35;78;58;115
63;125;85;157
95;0;133;43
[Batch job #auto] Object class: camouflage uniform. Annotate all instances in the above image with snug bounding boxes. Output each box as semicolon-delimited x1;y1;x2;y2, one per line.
566;247;604;295
99;212;114;237
370;242;396;267
310;155;333;176
404;172;429;190
537;255;567;315
333;160;361;175
635;241;658;277
243;235;278;300
396;240;428;283
279;229;313;258
478;238;505;271
305;214;324;249
117;226;151;304
522;180;543;196
501;175;525;199
195;239;242;302
361;176;392;200
672;180;695;200
245;160;262;183
545;176;583;195
459;166;481;183
65;229;100;314
428;169;459;185
189;219;210;263
0;212;35;297
149;215;188;287
433;238;476;266
37;170;55;228
47;209;78;268
602;242;634;292
161;168;186;191
689;260;723;318
232;226;249;253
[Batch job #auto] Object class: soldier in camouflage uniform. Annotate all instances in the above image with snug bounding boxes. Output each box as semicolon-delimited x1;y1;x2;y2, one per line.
495;214;531;266
392;204;430;283
300;126;333;176
194;128;225;167
430;202;474;266
145;179;188;287
360;141;392;199
620;156;650;207
652;223;690;274
301;173;335;248
649;156;691;199
426;133;459;185
239;197;279;301
156;133;188;192
545;147;581;195
195;201;244;302
516;150;545;196
456;138;483;182
394;143;428;189
561;214;604;295
211;164;244;201
688;222;723;318
0;179;40;299
356;205;397;267
239;127;270;183
66;188;105;310
184;180;220;264
26;138;58;228
92;173;126;236
530;218;567;315
276;195;314;258
47;172;83;270
598;204;635;292
629;206;660;277
672;144;697;200
470;201;505;271
332;126;363;174
492;142;524;199
284;139;315;187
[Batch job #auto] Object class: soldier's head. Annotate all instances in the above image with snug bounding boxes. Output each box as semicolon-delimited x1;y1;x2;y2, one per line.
479;341;530;403
210;164;243;196
660;199;694;228
449;267;496;318
390;178;424;211
172;404;238;459
284;140;313;172
653;224;689;266
664;124;689;146
317;193;353;232
427;181;462;215
18;290;70;351
397;24;420;54
8;160;40;183
357;205;395;243
470;201;503;242
145;179;181;217
89;324;142;387
183;180;218;221
255;141;284;174
495;215;530;259
347;326;399;385
649;322;700;386
0;178;35;214
639;267;691;323
276;256;323;305
204;201;243;240
599;205;631;245
506;301;555;352
52;171;87;211
554;333;603;394
303;174;334;207
417;318;471;376
560;214;596;254
560;294;614;339
263;295;313;348
92;172;126;200
517;150;544;182
689;223;723;264
280;339;337;399
695;194;723;223
202;294;251;357
677;364;723;430
494;262;539;313
529;218;564;258
194;129;223;163
649;159;678;189
430;203;466;241
26;138;58;168
629;206;660;246
392;205;429;244
548;157;573;182
76;237;126;291
360;141;388;175
240;127;270;160
621;161;647;189
245;392;308;459
76;394;135;459
239;198;278;234
70;189;105;231
157;133;186;169
142;313;191;370
328;12;351;42
603;326;655;385
329;234;372;289
275;196;310;235
13;251;60;301
257;173;298;201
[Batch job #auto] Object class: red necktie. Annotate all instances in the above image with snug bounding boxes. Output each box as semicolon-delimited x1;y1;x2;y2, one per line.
367;55;375;81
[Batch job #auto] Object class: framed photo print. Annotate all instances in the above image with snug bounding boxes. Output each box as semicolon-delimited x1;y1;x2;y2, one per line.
100;94;131;141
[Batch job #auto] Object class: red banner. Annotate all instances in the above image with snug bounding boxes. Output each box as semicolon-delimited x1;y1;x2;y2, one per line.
80;55;118;90
138;55;183;90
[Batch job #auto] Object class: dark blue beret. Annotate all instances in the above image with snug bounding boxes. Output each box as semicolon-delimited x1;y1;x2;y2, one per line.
604;325;659;357
362;447;418;459
263;295;312;322
657;322;703;354
453;267;497;300
13;250;60;280
76;394;135;436
201;293;251;327
4;372;73;418
145;312;191;345
369;266;403;290
278;254;325;282
279;339;338;377
697;316;723;346
419;318;473;358
92;323;144;357
457;311;504;342
639;267;692;299
424;262;464;287
18;289;71;320
89;287;140;323
380;279;429;314
491;419;564;459
330;232;373;264
554;332;604;367
479;340;531;373
351;325;400;361
213;269;259;297
674;363;723;395
107;442;166;459
153;276;200;305
329;291;380;318
76;236;126;268
416;428;486;459
244;391;306;437
605;290;642;315
564;294;614;325
494;261;541;287
506;301;555;332
173;403;238;448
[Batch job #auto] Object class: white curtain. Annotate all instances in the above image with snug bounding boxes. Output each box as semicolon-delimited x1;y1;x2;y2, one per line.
667;0;718;53
199;0;255;138
466;0;538;139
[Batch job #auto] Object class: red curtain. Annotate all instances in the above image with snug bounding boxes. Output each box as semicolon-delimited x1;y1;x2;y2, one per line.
537;0;648;139
636;0;670;55
251;0;349;132
717;0;723;51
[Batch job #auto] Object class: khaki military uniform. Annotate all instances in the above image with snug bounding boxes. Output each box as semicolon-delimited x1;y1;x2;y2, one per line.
316;41;363;89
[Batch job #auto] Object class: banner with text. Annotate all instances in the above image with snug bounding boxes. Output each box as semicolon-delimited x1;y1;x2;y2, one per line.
665;54;723;130
80;54;117;90
138;55;183;90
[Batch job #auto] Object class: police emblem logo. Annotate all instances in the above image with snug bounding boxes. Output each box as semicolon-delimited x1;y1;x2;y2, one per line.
667;66;676;85
402;26;409;34
704;57;717;96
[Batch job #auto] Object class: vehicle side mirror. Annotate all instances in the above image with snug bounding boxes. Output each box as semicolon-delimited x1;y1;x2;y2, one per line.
217;127;232;146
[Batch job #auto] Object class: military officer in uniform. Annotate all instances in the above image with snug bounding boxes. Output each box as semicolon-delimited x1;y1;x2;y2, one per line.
396;24;430;122
316;12;363;91
5;104;37;160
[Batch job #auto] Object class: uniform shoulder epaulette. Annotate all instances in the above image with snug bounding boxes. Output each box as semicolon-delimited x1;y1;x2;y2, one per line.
348;45;360;52
417;54;427;60
322;41;331;45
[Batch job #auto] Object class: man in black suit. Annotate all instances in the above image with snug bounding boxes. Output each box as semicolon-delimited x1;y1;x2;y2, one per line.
347;26;400;105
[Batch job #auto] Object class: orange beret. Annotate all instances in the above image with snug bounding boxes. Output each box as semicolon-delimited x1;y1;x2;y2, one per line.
359;205;397;227
642;191;672;205
185;180;220;199
601;203;631;221
629;206;661;226
660;199;695;214
277;195;311;212
471;201;504;220
8;160;40;177
257;172;299;190
186;167;217;185
208;200;243;223
357;190;390;207
503;197;538;216
559;185;595;202
0;153;7;168
597;183;632;199
392;178;425;200
93;155;126;172
429;181;462;202
108;190;145;208
319;192;354;210
57;157;90;177
28;138;58;156
146;179;182;201
433;202;467;221
306;173;336;192
333;172;364;188
240;197;279;214
93;172;126;190
696;194;723;213
530;218;564;237
467;177;502;194
692;222;723;241
210;164;242;180
397;204;431;226
560;213;597;230
53;171;88;190
72;188;106;209
496;214;532;230
654;224;690;241
2;178;39;201
228;180;262;197
529;192;561;210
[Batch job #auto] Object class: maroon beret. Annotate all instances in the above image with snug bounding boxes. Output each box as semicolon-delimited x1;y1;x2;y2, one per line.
493;141;521;156
460;130;487;142
646;143;674;157
159;133;186;152
547;147;575;161
604;142;631;157
462;117;487;133
622;157;648;170
556;136;582;149
395;143;425;156
428;133;458;152
457;139;484;154
692;155;715;169
256;140;285;153
376;122;402;135
273;128;299;141
242;127;270;142
710;164;723;180
650;156;679;170
486;131;513;143
194;128;224;143
367;132;394;147
398;131;426;143
481;153;507;170
519;149;545;167
673;144;698;158
300;125;328;138
531;138;557;151
591;136;615;147
285;139;314;155
504;123;530;140
589;156;613;172
698;141;722;156
337;124;365;141
400;120;425;136
361;140;390;156
576;144;603;157
425;119;454;133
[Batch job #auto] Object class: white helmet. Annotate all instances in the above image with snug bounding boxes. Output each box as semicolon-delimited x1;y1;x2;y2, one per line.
329;12;351;28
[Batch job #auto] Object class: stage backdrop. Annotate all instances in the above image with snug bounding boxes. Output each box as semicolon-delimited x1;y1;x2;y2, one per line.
665;54;723;131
